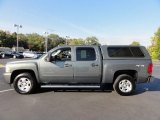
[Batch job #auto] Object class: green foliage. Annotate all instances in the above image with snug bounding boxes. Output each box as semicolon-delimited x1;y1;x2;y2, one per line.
0;30;100;51
85;36;100;45
0;31;17;48
130;41;140;46
67;36;100;45
148;27;160;59
18;34;28;49
0;30;7;47
48;34;65;50
26;33;44;51
68;38;85;45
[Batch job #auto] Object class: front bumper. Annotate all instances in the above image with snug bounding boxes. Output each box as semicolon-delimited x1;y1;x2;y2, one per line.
3;72;12;84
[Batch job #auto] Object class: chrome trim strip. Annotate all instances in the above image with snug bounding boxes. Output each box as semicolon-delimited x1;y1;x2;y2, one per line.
41;85;100;88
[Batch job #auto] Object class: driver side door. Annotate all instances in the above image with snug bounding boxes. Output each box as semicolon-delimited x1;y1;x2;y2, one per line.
39;47;74;84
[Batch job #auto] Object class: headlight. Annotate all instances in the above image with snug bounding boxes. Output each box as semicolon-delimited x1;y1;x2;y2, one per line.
5;65;10;73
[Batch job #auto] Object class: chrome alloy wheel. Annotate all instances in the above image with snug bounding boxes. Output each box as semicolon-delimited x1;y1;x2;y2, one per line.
119;79;132;93
17;77;32;93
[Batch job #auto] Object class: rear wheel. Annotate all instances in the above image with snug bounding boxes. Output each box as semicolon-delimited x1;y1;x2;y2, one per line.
113;74;135;96
13;73;36;94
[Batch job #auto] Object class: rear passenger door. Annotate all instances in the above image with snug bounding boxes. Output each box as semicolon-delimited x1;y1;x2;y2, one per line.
73;47;101;83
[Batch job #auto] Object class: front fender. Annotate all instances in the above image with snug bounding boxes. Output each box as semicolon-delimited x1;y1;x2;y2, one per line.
9;63;39;83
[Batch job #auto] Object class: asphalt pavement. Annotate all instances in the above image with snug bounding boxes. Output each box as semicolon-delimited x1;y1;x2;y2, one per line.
0;58;160;120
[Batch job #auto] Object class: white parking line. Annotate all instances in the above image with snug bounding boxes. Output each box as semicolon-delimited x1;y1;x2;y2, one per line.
0;89;14;93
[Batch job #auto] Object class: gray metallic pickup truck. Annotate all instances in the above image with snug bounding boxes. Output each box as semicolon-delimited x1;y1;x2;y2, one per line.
3;45;152;95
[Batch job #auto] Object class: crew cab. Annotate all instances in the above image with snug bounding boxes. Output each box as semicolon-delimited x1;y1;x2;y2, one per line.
3;45;152;95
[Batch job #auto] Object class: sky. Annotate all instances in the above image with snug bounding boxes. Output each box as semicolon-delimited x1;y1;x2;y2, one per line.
0;0;160;46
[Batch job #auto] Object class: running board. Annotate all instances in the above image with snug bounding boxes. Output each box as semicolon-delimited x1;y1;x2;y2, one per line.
41;85;100;89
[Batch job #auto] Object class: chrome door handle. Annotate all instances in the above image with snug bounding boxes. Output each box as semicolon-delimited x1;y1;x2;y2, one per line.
91;63;99;67
64;64;72;67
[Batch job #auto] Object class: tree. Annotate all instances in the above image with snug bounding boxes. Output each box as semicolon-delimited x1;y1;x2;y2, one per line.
68;38;85;45
18;34;28;49
148;27;160;59
85;36;100;45
0;31;17;48
5;32;16;48
0;29;103;52
130;41;140;46
26;33;44;51
0;30;7;47
48;34;65;50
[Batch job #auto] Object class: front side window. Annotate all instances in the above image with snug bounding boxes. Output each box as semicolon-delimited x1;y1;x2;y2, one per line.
76;47;96;61
51;48;71;61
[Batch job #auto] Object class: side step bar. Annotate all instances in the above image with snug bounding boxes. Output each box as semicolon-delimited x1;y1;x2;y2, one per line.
41;85;100;89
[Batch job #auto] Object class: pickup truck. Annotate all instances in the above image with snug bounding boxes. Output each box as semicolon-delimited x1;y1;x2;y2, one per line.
3;45;152;96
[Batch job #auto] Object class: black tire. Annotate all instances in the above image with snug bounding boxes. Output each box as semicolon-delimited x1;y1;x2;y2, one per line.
113;74;135;96
13;73;37;94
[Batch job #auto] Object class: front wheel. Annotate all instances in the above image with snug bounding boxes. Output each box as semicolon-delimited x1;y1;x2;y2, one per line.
113;74;135;96
13;73;36;94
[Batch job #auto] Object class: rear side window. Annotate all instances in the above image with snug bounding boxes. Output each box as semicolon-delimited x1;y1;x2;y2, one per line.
108;47;144;57
108;47;133;57
76;47;96;61
130;47;144;57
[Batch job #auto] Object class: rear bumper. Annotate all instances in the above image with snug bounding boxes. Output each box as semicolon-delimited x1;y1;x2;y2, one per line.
137;76;153;83
147;76;152;83
3;72;11;84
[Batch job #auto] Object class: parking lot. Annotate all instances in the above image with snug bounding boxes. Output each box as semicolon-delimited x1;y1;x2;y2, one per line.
0;58;160;120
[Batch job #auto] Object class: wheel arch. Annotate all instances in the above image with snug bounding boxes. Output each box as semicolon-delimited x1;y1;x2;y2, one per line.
113;70;138;84
11;69;39;84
